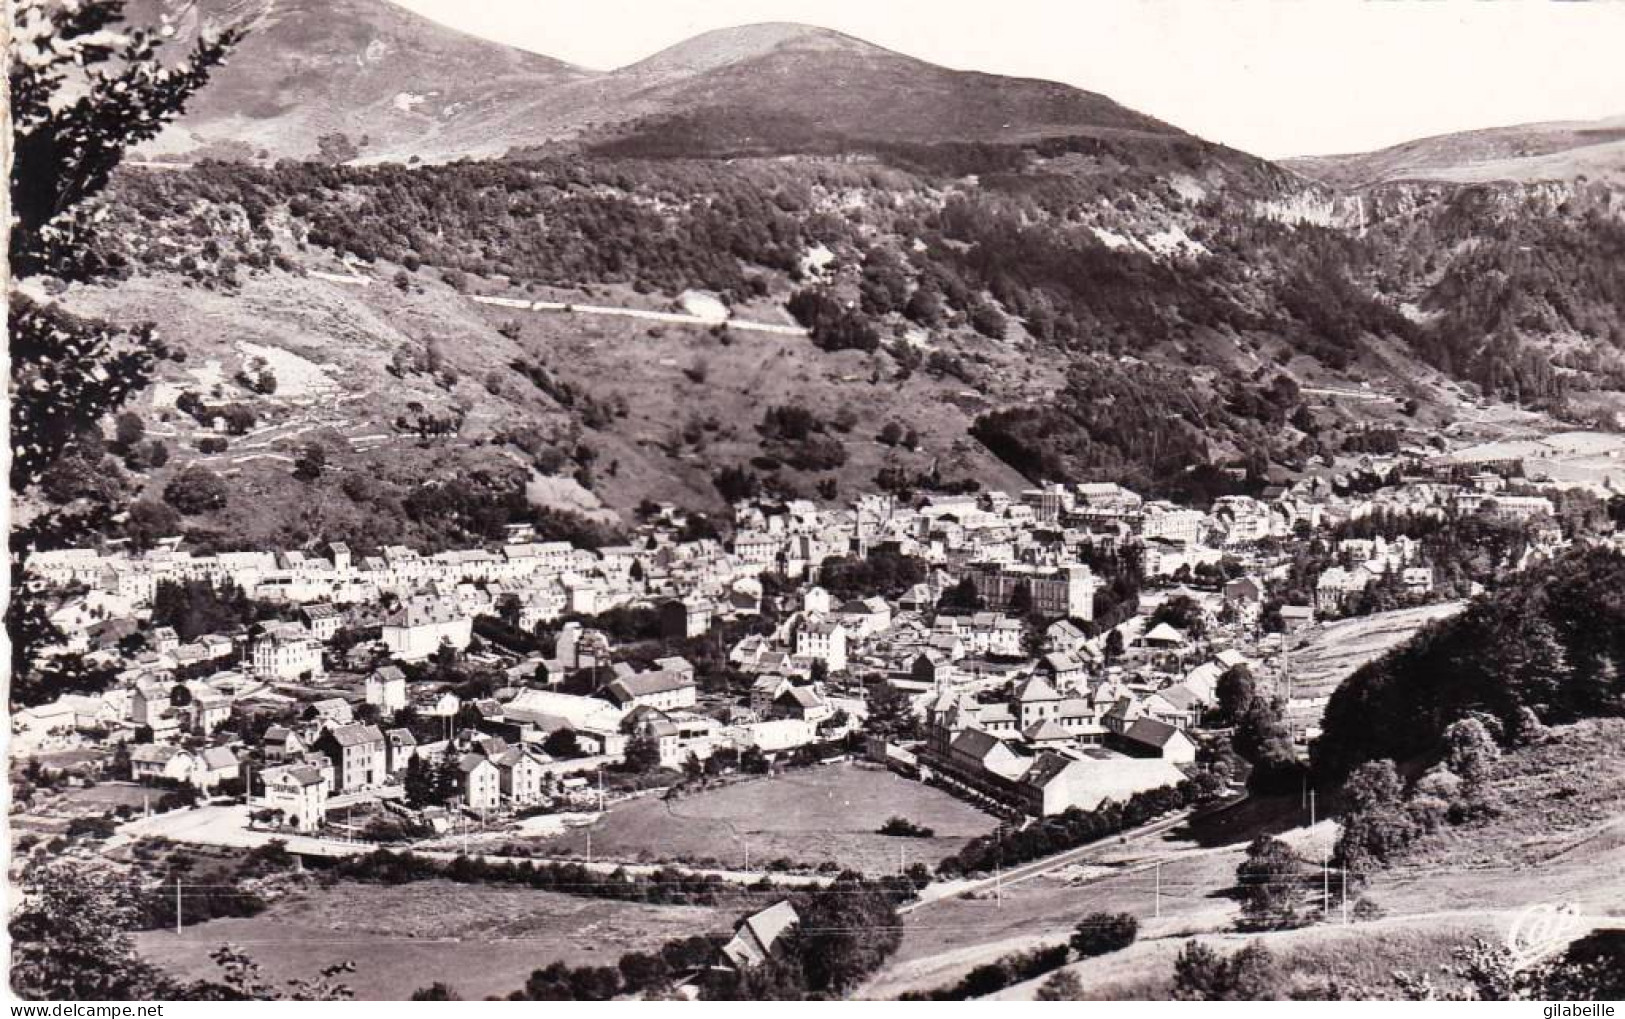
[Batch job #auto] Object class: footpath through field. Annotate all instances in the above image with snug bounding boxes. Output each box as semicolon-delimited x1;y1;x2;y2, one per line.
114;804;831;886
470;293;810;336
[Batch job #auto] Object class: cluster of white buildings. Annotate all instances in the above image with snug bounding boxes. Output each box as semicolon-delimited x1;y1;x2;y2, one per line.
21;451;1599;842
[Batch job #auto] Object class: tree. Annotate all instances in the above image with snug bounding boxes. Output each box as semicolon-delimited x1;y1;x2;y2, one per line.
714;464;762;504
1215;665;1258;725
141;438;170;469
113;411;145;449
40;450;123;504
196;944;355;1000
1342;757;1405;814
8;3;242;716
567;965;622;1001
1171;941;1280;1001
1149;594;1207;639
10;1;242;281
740;746;770;774
1103;627;1125;662
938;576;984;612
618;951;672;994
791;878;904;993
434;752;463;806
9;863;174;999
151;578;257;641
163;466;230;514
1443;717;1501;788
624;733;663;773
1008;581;1034;617
1443;716;1503;818
1335;758;1419;873
403;754;437;808
410;983;460;1000
969;299;1008;339
315;132;361;164
542;728;581;759
1235;836;1305;929
1070;912;1139;957
866;681;919;741
123;499;182;552
1233;698;1301;794
221;404;258;435
293;443;327;482
1035;969;1084;1001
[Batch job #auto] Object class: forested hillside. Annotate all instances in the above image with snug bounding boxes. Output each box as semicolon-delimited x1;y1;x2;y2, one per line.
1314;547;1625;777
91;147;1625;498
48;1;1618;547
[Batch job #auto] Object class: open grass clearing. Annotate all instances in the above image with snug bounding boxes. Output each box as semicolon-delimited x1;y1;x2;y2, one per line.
1287;602;1466;700
540;763;997;875
135;879;732;1001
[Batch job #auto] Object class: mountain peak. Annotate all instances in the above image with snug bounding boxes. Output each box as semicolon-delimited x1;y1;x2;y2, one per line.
134;0;1190;161
618;22;890;79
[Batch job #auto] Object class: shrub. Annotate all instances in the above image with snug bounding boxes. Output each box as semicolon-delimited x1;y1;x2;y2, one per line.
162;467;229;514
1171;941;1281;1001
1070;912;1139;957
1036;969;1084;1001
877;817;935;838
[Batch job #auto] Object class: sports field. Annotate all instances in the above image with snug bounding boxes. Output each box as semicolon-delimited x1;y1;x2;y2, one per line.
542;763;997;875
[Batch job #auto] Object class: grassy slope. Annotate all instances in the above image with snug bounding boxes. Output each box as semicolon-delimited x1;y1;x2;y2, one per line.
470;284;1040;514
1286;602;1469;700
53;253;1036;542
864;720;1625;1000
1286;117;1625;189
135;879;730;1000
989;919;1483;1000
1383;717;1625;874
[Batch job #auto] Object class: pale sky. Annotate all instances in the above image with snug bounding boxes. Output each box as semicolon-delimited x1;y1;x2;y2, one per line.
389;0;1625;159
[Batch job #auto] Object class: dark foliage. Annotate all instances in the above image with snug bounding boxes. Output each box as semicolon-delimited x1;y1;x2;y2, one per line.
939;781;1196;875
817;547;928;601
1314;548;1625;778
1070;912;1139;957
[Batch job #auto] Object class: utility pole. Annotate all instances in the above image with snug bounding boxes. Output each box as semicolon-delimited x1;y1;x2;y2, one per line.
1322;856;1331;917
1309;788;1316;828
1341;868;1349;925
586;828;592;865
994;823;1004;908
1154;860;1162;919
175;877;183;935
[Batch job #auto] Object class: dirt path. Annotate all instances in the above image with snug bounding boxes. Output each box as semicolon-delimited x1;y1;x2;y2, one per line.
470;294;809;336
